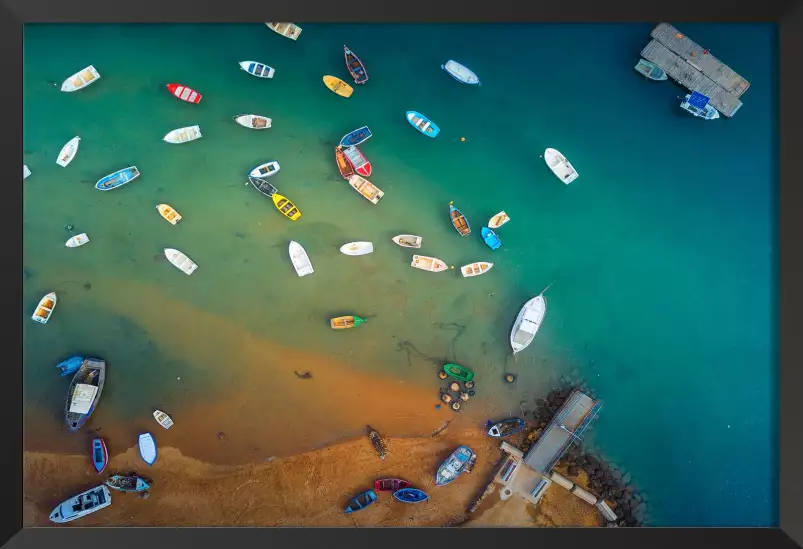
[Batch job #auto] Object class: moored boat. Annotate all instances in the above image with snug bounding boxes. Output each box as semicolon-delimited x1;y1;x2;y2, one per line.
488;211;510;229
392;235;423;248
335;147;355;179
138;432;157;465
65;233;90;248
61;65;101;92
443;363;474;382
330;315;367;330
441;60;481;85
166;83;202;104
56;136;81;167
156;204;182;225
233;114;272;129
265;22;302;40
406;111;440;138
239;60;275;79
680;91;720;120
272;193;301;220
341;145;371;177
23;165;31;179
510;287;550;355
164;248;198;275
344;490;377;514
375;478;411;492
340;241;373;256
461;262;493;278
248;176;278;198
393;488;429;503
49;485;111;523
411;255;448;273
543;148;579;185
289;240;314;277
340;126;372;147
105;474;151;493
65;358;106;433
344;45;369;84
32;292;57;324
347;175;384;204
481;227;502;250
91;438;108;473
323;75;353;98
95;166;140;191
436;446;474;486
249;161;280;178
153;409;174;429
164;125;202;144
449;202;471;236
56;356;84;377
634;59;668;81
488;418;526;438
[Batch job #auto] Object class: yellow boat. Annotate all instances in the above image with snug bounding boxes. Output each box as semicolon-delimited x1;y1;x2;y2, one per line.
156;203;182;225
272;193;302;221
323;75;353;98
330;315;367;330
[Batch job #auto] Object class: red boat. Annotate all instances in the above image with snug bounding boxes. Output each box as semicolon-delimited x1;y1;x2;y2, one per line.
166;83;202;104
342;145;372;178
335;147;355;179
343;45;369;85
375;478;412;492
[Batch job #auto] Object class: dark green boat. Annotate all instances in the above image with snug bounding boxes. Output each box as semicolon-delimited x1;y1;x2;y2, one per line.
443;363;474;382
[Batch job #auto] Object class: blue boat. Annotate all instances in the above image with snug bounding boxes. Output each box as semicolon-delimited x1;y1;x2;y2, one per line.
238;60;275;79
344;489;377;514
488;418;526;438
435;445;474;486
91;438;108;474
105;474;151;493
339;126;372;147
95;166;140;191
393;488;429;503
56;356;84;377
405;111;440;138
481;227;502;250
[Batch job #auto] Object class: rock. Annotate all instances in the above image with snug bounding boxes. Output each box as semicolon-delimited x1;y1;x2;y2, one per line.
621;472;632;485
634;502;647;517
625;516;638;527
217;432;225;440
618;520;627;527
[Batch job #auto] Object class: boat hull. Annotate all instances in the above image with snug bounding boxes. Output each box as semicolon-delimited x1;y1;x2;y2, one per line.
461;262;493;277
166;83;202;103
234;114;271;129
65;358;106;433
411;255;448;273
510;295;547;354
488;211;510;229
49;485;111;523
323;75;353;98
92;438;108;473
347;175;384;204
340;241;373;256
250;161;280;178
96;166;140;191
392;234;423;248
488;418;526;438
56;356;84;376
106;475;151;493
449;204;471;236
393;488;429;503
65;233;90;248
154;409;174;429
330;315;366;329
289;241;314;276
544;148;579;185
344;490;377;514
340;126;372;147
335;147;355;179
442;60;480;85
56;137;81;167
443;363;474;382
266;22;302;40
273;193;302;220
375;478;411;492
164;125;202;144
32;292;57;324
61;65;101;92
436;446;474;486
164;248;198;275
344;46;369;84
139;432;158;465
239;61;275;78
406;111;440;138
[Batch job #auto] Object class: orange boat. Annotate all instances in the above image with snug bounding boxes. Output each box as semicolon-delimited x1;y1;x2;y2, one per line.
335;147;355;179
156;204;182;225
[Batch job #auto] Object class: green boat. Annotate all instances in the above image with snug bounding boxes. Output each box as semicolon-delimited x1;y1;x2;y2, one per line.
330;315;367;330
443;363;474;382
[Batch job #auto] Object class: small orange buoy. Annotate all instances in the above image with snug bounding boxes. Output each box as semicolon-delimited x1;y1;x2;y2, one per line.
460;137;466;142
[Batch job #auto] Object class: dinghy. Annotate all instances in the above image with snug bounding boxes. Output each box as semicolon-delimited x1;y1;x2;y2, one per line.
442;60;481;85
680;91;720;120
461;262;493;278
344;490;377;514
65;233;90;248
488;418;526;438
61;65;101;92
544;148;579;185
249;161;280;178
56;356;84;377
634;59;668;81
488;211;510;229
272;193;301;220
239;61;275;79
406;111;440;138
153;410;174;429
289;240;314;277
344;45;369;84
56;136;81;167
265;22;302;40
335;147;355;179
340;126;372;148
156;204;182;225
233;114;272;129
163;125;202;144
340;241;373;256
330;315;367;330
449;202;471;236
164;248;198;275
323;75;353;98
375;478;411;492
95;166;140;191
32;292;57;324
166;83;202;104
510;289;549;355
393;488;429;503
138;432;157;465
65;358;106;433
443;363;474;382
248;176;278;198
481;227;502;250
342;145;371;177
392;234;422;248
23;165;31;180
411;255;448;273
49;485;111;523
436;446;474;486
106;474;151;493
348;175;384;204
91;438;108;473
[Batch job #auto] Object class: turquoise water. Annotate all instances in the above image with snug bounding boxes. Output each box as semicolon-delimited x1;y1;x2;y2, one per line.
23;23;776;526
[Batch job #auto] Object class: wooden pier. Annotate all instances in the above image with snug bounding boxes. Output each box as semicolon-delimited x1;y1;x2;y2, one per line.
640;23;750;118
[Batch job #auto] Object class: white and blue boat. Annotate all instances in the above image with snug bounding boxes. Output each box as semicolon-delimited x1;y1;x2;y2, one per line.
680;91;719;120
339;126;372;147
239;60;275;79
95;166;140;191
441;60;480;85
481;227;502;250
435;445;474;486
249;161;280;178
393;488;429;503
405;111;440;138
56;356;84;377
138;432;157;466
106;474;151;493
49;485;111;523
344;489;377;514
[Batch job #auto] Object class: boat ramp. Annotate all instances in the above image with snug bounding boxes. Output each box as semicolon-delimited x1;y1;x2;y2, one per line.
640;23;750;117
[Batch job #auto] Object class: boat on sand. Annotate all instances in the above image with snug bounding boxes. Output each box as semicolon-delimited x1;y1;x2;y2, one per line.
436;446;474;486
49;485;111;523
289;240;314;277
156;204;182;225
348;175;384;204
461;262;493;278
411;255;448;273
105;474;151;493
164;248;198;275
91;438;108;473
138;433;157;465
65;358;106;433
344;490;377;514
392;234;423;248
393;488;429;503
488;418;526;438
375;478;411;492
56;137;81;167
330;315;367;330
341;145;371;177
544;148;579;185
32;292;57;324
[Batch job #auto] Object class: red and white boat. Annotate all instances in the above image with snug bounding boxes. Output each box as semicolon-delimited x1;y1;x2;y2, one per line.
342;145;372;177
166;83;202;104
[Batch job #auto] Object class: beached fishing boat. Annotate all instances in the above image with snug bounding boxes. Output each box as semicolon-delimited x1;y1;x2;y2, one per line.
634;59;668;81
347;175;384;204
510;290;549;355
91;438;108;473
367;425;387;459
56;356;84;377
340;126;372;148
138;433;157;466
393;488;429;503
166;83;202;104
164;248;198;275
106;474;151;493
443;363;474;382
544;148;579;185
375;478;411;492
411;255;448;273
680;91;720;120
65;358;106;433
342;145;372;177
23;165;31;180
248;176;278;198
289;240;314;277
61;65;101;92
249;161;280;178
32;292;57;324
95;166;140;191
392;234;423;249
330;315;367;330
153;410;174;429
323;75;353;98
156;204;182;225
406;111;440;138
340;241;373;256
233;114;271;129
488;211;510;229
335;147;355;179
56;136;81;167
436;446;474;486
265;22;302;40
449;202;471;236
461;262;493;278
49;485;111;523
344;490;377;514
344;45;369;84
441;60;481;85
239;60;275;79
272;193;301;220
488;418;526;438
164;125;202;144
481;227;502;250
65;233;90;248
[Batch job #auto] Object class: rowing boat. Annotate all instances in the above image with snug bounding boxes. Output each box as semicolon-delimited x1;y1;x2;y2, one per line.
449;202;470;236
65;358;105;433
91;438;108;474
392;234;422;248
153;409;174;429
375;478;411;492
411;255;448;273
406;111;440;138
323;75;353;98
166;83;202;103
248;176;278;198
56;137;81;167
460;262;493;278
344;45;369;84
340;126;372;147
634;59;668;81
436;446;474;486
32;292;57;324
347;175;384;204
488;418;526;438
335;147;355;179
233;114;271;129
138;433;157;465
289;240;314;276
510;288;549;355
265;22;302;40
96;166;140;191
164;248;198;275
23;165;31;180
156;204;182;225
488;211;510;229
105;475;151;493
443;363;474;382
344;490;377;514
393;488;429;503
239;60;275;79
164;125;202;144
330;315;367;329
249;161;280;178
341;145;371;177
61;65;101;92
442;60;481;85
340;241;374;256
481;227;502;250
272;193;301;220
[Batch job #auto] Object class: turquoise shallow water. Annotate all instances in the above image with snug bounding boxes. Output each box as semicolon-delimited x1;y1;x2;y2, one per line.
23;23;776;526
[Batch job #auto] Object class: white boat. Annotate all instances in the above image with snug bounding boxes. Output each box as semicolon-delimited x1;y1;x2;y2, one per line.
634;59;668;81
61;65;101;92
461;262;494;278
164;248;198;275
233;114;272;129
392;234;423;249
32;292;57;324
153;410;174;430
56;136;81;167
239;61;275;79
488;211;510;229
411;255;449;273
441;60;481;85
23;165;31;180
680;92;720;120
49;485;111;523
138;432;158;465
65;233;90;248
347;174;385;204
163;125;202;144
289;241;314;277
265;22;302;41
340;241;374;256
249;161;280;178
510;288;550;354
544;148;579;185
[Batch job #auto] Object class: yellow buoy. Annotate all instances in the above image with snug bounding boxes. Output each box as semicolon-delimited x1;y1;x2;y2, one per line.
460;137;466;142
